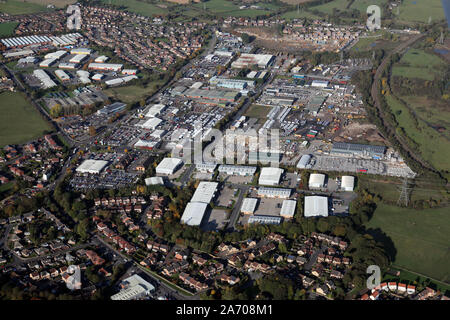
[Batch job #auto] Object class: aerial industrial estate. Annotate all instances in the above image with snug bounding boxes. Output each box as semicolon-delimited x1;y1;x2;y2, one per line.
0;0;448;306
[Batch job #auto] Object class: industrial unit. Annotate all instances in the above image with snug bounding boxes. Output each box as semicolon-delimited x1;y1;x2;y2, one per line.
309;173;326;189
218;165;256;176
331;142;386;159
280;200;297;219
258;167;284;186
257;187;291;199
76;159;109;174
240;198;258;214
155;158;183;175
304;196;329;217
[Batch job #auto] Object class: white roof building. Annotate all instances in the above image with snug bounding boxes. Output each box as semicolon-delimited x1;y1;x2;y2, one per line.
296;154;312;169
259;167;284;186
88;63;123;72
33;69;56;89
94;55;109;63
309;173;326;189
341;176;355;191
280;200;297;219
218;165;256;176
181;202;208;226
196;163;217;173
76;159;108;174
76;70;91;84
304;196;329;217
54;69;70;81
155;158;183;175
191;181;218;204
257;187;291;199
144;177;164;186
138;117;162;130
92;73;104;81
39;58;57;67
110;274;155;300
44;50;67;60
240;198;258;214
145;104;166;118
69;54;88;64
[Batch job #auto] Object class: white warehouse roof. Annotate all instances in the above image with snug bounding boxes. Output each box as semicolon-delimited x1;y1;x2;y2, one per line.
145;177;164;186
138;117;162;130
191;181;218;204
76;159;108;174
181;202;208;226
297;154;312;169
145;104;166;118
309;173;326;189
341;176;355;191
259;167;283;186
155;157;183;175
304;196;328;217
257;187;291;198
240;198;258;214
280;200;297;219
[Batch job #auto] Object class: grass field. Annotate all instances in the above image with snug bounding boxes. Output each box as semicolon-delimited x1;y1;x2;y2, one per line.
244;104;271;118
396;0;445;24
0;0;50;15
13;0;75;8
392;48;446;81
0;92;52;147
385;94;450;172
0;22;18;37
365;203;450;283
193;0;281;17
309;0;387;15
104;80;164;104
99;0;171;17
281;8;321;20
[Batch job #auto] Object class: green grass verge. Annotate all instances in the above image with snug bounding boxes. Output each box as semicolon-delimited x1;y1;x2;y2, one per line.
0;91;52;147
365;203;450;283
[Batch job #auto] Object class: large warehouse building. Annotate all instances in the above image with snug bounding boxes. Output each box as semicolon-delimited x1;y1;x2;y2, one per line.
240;198;258;214
231;53;274;69
331;142;386;159
296;154;312;169
180;181;218;226
304;196;329;217
257;187;291;199
181;202;208;226
280;200;297;219
341;176;355;191
248;215;282;225
259;167;284;186
76;159;109;174
155;158;184;175
191;182;218;204
309;173;326;189
218;165;256;176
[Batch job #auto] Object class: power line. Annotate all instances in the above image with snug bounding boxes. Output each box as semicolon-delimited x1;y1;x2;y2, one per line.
397;178;412;207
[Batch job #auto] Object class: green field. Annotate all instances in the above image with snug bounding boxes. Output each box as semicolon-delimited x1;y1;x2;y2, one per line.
281;8;321;20
366;203;450;283
0;0;50;15
104;81;164;104
309;0;387;15
99;0;171;17
385;94;450;172
396;0;445;23
244;104;271;118
388;48;450;172
392;48;447;81
0;92;52;147
193;0;281;17
0;22;18;37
